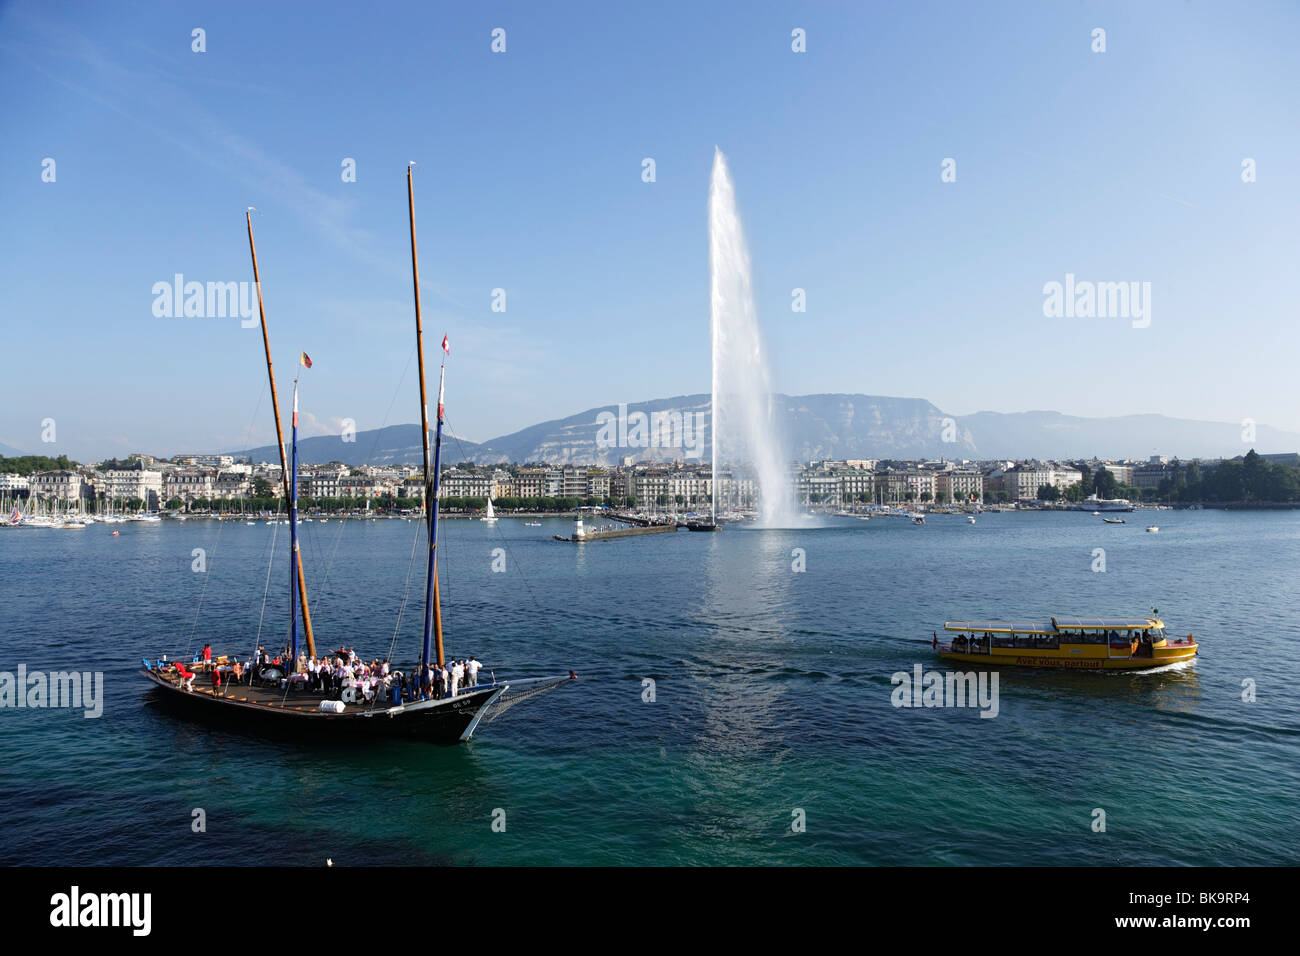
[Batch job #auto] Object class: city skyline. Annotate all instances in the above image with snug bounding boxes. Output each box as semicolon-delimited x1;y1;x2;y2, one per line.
4;2;1298;462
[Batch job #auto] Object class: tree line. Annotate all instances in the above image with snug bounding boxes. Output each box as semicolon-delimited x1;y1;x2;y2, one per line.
0;455;78;476
1035;452;1300;504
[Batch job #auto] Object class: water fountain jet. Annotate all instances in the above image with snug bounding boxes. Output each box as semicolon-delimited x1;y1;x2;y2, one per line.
709;148;797;527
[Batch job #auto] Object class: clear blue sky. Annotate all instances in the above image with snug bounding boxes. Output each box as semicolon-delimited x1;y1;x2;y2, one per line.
2;0;1297;460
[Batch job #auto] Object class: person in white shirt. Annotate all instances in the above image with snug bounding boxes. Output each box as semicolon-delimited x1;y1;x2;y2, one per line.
449;660;463;698
466;657;481;687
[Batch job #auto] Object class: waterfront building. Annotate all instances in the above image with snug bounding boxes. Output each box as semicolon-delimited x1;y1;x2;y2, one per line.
299;472;343;499
440;469;492;500
1101;463;1134;485
29;470;88;501
559;466;587;498
839;469;876;504
97;468;163;508
1001;464;1082;500
877;470;911;503
163;470;215;503
339;475;380;499
585;468;610;500
0;473;30;494
214;470;251;499
713;473;756;510
937;469;983;503
1132;463;1171;489
905;471;938;500
609;470;635;503
491;470;513;500
513;467;548;498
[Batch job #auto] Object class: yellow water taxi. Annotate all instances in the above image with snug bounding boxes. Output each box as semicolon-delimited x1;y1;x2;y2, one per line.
935;615;1198;670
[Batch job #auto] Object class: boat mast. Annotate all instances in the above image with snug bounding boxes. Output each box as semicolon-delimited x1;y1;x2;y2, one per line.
246;211;316;660
288;378;301;664
408;166;446;672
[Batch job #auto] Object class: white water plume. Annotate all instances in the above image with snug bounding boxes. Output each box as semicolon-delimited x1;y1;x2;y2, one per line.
709;147;797;527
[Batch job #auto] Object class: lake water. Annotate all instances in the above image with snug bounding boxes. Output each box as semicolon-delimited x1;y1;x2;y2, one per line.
1;509;1297;865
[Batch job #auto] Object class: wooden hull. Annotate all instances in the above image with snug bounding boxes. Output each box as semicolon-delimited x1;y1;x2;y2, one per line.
937;645;1198;671
141;669;498;744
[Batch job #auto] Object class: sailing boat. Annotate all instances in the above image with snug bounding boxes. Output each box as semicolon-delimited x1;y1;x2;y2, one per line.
481;498;497;523
140;176;574;743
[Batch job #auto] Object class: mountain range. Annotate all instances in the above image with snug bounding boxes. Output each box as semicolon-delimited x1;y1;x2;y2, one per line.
228;393;1300;466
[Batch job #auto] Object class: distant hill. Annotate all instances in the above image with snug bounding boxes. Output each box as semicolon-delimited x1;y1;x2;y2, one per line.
231;425;496;467
952;409;1299;460
228;394;1300;465
0;441;29;457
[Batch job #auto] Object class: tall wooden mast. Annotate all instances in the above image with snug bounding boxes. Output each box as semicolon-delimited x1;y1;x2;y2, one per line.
408;166;445;671
246;210;316;660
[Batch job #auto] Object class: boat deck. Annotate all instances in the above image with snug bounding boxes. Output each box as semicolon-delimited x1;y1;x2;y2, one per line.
145;665;463;714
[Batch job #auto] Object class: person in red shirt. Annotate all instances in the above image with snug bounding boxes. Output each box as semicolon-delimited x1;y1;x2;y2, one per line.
202;643;212;664
211;667;222;693
175;662;196;692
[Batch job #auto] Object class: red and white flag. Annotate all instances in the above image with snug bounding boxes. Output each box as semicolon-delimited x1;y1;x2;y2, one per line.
300;351;312;369
441;335;450;355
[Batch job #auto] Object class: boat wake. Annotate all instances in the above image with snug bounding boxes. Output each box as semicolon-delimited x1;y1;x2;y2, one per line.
1108;658;1199;677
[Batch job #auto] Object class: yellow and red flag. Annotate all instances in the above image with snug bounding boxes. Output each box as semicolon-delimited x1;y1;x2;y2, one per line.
300;352;312;369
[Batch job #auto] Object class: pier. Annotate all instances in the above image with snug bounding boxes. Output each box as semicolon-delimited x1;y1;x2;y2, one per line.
554;514;677;543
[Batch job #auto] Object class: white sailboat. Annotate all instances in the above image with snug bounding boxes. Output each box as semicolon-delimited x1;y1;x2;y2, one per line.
482;497;498;523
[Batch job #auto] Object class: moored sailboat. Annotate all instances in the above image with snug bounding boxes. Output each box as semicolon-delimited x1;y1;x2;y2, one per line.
140;173;575;743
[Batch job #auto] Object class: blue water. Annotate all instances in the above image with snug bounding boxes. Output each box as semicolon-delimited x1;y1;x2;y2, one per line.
1;510;1297;865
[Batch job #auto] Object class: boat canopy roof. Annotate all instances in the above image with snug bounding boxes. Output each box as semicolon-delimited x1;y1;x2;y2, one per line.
944;616;1163;633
